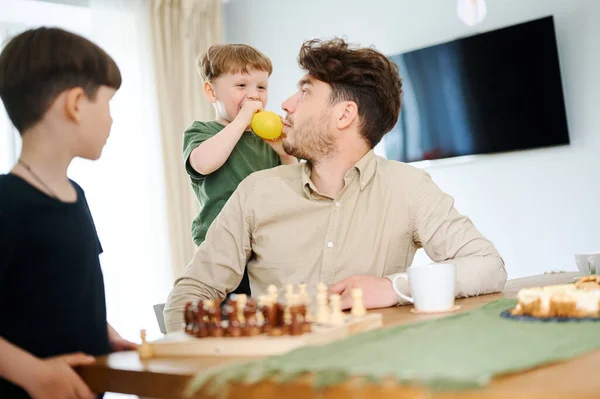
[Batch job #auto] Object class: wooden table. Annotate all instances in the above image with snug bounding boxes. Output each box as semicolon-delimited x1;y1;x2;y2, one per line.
80;272;600;399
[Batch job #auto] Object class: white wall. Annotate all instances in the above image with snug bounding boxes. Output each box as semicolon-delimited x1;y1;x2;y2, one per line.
224;0;600;278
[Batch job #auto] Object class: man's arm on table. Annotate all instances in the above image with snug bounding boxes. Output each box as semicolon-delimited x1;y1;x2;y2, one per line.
391;171;507;300
163;187;253;332
332;171;507;308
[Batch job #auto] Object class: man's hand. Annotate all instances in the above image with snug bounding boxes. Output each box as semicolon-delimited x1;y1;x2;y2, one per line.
25;353;96;399
263;134;297;164
108;323;138;352
328;275;399;310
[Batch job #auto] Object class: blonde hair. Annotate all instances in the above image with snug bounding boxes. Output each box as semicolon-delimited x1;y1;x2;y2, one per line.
197;44;273;82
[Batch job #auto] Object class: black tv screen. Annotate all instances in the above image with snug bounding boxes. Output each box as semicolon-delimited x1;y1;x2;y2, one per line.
381;16;570;163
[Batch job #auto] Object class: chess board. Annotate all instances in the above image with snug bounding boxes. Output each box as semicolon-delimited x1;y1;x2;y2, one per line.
142;312;382;357
138;284;383;358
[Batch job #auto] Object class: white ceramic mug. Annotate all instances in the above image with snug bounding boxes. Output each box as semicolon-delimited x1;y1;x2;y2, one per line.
392;263;457;312
575;253;600;275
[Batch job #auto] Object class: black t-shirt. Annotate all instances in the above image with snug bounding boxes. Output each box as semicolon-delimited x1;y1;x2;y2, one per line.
0;174;110;398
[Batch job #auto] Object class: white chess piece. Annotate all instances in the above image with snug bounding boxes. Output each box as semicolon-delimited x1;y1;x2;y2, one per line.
329;294;344;325
284;284;294;324
237;294;247;324
138;329;153;360
350;288;366;317
316;291;329;324
317;282;328;295
256;295;266;326
267;284;278;304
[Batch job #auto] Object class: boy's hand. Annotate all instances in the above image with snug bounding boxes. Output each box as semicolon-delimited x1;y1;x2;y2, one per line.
25;353;96;399
108;323;138;352
237;99;264;125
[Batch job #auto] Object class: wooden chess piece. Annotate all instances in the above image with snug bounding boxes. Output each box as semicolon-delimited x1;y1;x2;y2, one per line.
226;299;242;337
268;300;283;336
351;287;366;317
267;284;279;304
284;284;294;325
261;301;272;335
184;302;194;334
256;295;266;327
243;298;261;336
316;291;329;324
138;329;153;360
207;301;224;337
237;294;247;324
289;302;302;336
298;283;312;322
193;300;208;338
317;282;328;296
329;294;344;326
299;303;312;333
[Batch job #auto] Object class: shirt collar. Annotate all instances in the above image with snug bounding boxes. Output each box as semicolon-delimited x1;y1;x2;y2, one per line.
301;150;377;199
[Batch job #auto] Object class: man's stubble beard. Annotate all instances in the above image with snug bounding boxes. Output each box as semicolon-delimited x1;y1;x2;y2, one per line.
282;112;336;164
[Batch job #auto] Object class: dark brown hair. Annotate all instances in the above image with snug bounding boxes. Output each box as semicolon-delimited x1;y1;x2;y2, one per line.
0;27;122;134
197;43;273;83
298;38;402;148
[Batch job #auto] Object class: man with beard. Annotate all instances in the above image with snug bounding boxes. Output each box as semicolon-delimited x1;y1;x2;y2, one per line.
164;38;507;332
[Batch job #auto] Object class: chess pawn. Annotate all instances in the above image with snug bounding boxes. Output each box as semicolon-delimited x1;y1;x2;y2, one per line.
184;302;195;334
138;329;153;360
193;300;208;338
284;284;294;325
237;294;247;324
329;294;344;326
267;284;279;304
316;291;329;324
317;282;328;295
298;284;313;322
261;303;272;335
243;298;261;336
207;303;224;337
289;303;302;336
256;295;266;326
299;304;312;333
226;299;242;337
351;288;366;317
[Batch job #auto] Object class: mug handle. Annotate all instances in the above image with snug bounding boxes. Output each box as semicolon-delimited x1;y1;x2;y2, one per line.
392;273;413;303
589;259;597;275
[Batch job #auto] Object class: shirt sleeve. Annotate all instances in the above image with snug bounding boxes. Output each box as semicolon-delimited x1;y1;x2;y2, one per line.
182;122;217;180
163;178;254;332
387;171;507;304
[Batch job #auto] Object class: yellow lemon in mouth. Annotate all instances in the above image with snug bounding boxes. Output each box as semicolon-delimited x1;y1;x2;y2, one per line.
251;111;283;140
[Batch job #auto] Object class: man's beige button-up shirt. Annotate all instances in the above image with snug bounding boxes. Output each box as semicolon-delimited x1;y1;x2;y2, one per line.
165;150;506;331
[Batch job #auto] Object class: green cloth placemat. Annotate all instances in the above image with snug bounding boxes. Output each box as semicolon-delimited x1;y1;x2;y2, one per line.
186;299;600;396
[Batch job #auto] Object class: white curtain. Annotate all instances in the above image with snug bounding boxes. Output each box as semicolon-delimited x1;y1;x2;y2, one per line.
149;0;223;278
67;0;173;342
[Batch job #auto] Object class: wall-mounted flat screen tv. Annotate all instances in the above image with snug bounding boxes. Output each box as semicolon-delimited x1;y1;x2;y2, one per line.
381;16;570;163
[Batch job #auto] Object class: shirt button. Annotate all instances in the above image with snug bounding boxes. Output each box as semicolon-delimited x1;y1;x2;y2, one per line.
327;241;334;248
335;202;341;207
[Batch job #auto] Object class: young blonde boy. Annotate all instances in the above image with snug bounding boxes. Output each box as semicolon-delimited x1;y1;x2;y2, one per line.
183;44;296;296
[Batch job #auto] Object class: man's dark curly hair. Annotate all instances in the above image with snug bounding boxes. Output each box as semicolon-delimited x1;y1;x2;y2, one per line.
298;38;402;148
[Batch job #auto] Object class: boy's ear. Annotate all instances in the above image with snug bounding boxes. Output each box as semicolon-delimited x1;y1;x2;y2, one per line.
65;87;85;123
203;81;217;103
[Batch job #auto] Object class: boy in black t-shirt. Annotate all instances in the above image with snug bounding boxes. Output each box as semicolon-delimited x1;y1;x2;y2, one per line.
0;27;137;399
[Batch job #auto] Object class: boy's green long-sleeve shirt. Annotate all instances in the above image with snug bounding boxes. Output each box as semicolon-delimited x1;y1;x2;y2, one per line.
183;121;280;246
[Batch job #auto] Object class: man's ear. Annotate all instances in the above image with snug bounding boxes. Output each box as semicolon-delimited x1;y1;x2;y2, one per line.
64;87;85;124
335;101;358;130
204;81;217;103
